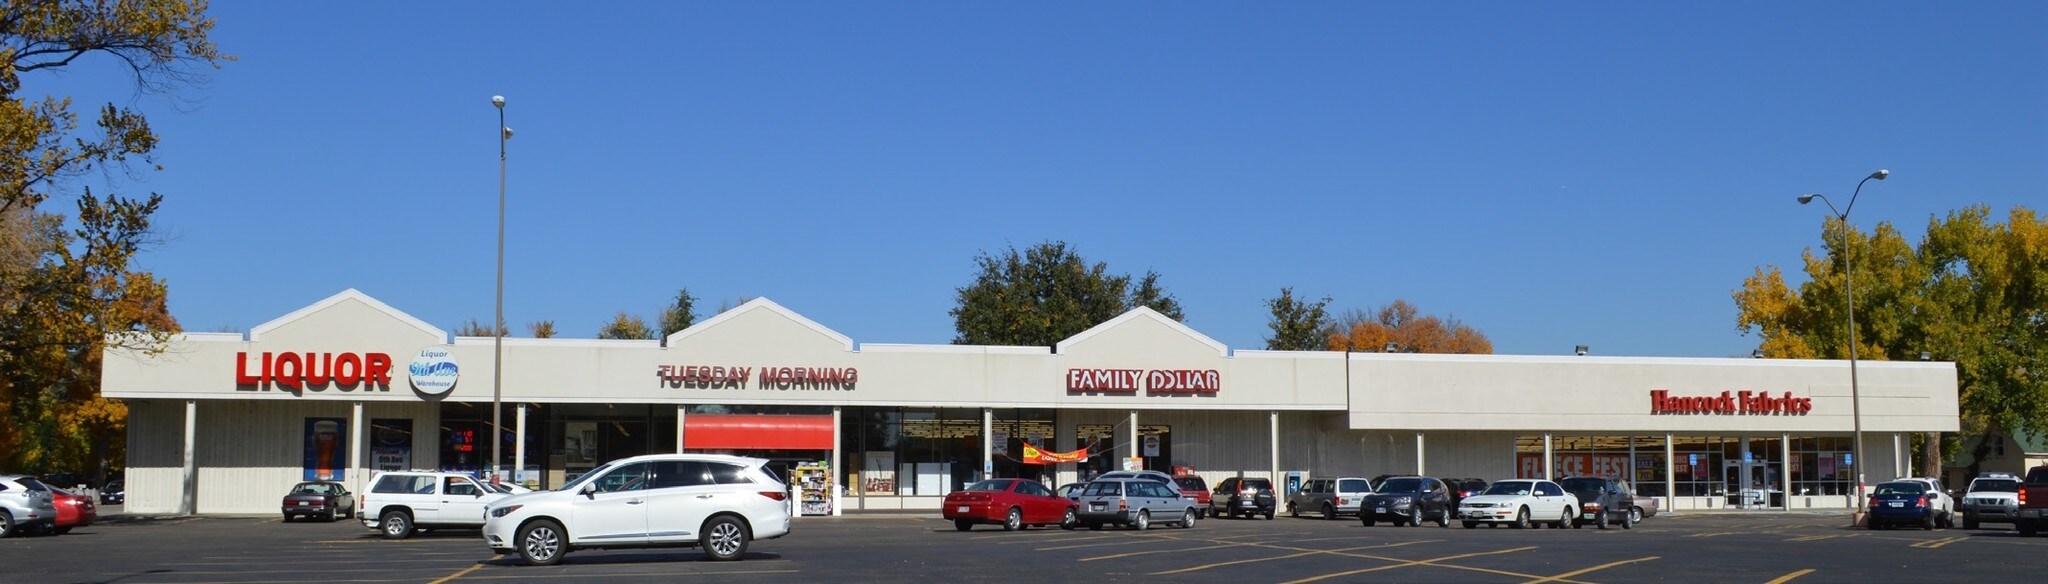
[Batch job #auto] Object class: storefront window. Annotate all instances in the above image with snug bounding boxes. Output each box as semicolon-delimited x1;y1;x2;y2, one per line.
990;409;1057;484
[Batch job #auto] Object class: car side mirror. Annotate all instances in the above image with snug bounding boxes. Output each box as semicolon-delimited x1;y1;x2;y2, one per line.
580;482;597;498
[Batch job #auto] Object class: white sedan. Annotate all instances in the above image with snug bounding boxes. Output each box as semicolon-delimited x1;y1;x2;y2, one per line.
1457;479;1579;529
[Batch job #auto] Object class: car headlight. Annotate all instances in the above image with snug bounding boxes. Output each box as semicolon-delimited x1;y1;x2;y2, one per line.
490;504;523;518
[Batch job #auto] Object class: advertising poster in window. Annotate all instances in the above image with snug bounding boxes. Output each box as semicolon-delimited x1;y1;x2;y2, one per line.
564;422;597;464
369;418;413;472
304;418;346;481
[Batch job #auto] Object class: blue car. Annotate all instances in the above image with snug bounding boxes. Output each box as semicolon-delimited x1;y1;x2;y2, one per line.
1868;480;1940;530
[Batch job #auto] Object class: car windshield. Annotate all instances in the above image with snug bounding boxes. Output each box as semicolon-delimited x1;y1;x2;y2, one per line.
1970;479;2019;493
964;480;1009;492
1379;478;1423;493
1874;483;1926;495
1481;481;1534;496
1559;479;1605;496
292;483;333;495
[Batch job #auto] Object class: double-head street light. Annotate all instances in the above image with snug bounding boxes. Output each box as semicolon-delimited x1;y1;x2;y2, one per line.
1797;168;1887;518
491;95;512;482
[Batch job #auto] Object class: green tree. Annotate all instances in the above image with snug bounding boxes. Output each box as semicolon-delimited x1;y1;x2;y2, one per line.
1735;205;2046;477
0;0;229;477
950;241;1186;347
1263;287;1332;351
596;312;655;340
659;287;697;341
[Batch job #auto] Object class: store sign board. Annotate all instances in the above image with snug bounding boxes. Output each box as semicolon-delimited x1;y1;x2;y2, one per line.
657;364;857;391
1649;389;1811;415
1066;369;1220;395
235;351;394;393
406;346;460;396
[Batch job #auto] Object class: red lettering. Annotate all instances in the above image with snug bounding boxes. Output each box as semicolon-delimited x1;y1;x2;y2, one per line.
236;352;264;386
365;353;392;385
274;352;303;389
334;353;362;386
303;353;332;387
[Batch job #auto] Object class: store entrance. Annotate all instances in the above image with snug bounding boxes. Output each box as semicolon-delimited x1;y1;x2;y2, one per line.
1723;459;1782;509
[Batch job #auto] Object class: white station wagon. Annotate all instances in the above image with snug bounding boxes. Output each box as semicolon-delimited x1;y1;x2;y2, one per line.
1457;479;1580;529
483;453;792;565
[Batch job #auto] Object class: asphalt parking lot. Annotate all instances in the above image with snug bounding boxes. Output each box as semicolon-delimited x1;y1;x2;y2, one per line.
5;507;2043;583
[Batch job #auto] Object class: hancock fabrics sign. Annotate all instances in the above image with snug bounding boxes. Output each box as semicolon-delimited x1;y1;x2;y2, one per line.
1649;389;1812;415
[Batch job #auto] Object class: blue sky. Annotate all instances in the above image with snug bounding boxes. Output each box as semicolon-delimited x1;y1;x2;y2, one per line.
39;2;2046;357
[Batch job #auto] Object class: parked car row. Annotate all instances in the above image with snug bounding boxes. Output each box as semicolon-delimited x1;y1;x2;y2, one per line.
1;473;95;538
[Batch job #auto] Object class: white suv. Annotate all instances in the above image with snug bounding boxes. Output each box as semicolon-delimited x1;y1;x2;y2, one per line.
1;474;59;538
359;471;508;539
1899;477;1958;528
483;454;792;565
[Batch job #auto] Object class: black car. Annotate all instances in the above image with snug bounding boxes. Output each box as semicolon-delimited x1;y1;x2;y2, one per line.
1210;477;1276;519
1360;476;1452;527
1445;478;1486;509
1559;477;1635;529
98;479;124;505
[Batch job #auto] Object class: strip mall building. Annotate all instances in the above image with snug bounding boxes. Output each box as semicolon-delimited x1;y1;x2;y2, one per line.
101;290;1959;515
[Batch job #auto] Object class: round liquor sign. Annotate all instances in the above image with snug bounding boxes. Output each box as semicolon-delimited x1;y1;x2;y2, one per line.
407;346;460;395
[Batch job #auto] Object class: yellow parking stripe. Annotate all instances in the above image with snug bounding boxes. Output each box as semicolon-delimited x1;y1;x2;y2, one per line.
426;555;497;584
1519;556;1658;583
1911;536;1967;549
1279;546;1538;584
1081;542;1246;561
1765;568;1816;584
1035;536;1181;551
1148;541;1433;575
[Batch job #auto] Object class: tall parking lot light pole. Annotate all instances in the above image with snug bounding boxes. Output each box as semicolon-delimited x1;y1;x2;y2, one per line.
491;95;512;482
1797;168;1887;518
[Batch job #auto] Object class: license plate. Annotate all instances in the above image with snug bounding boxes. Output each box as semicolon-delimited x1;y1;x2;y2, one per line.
956;506;969;513
1091;503;1105;511
1582;513;1597;520
298;501;310;506
1376;507;1387;514
1888;502;1904;508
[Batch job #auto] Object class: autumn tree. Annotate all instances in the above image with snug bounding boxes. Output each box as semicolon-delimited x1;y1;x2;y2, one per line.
596;312;655;340
659;287;697;341
1736;205;2046;478
452;318;507;337
526;320;556;339
951;241;1184;347
1325;299;1492;354
0;1;229;478
1263;287;1331;351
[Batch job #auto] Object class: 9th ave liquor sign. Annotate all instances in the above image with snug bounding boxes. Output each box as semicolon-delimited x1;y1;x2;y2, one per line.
1067;368;1220;395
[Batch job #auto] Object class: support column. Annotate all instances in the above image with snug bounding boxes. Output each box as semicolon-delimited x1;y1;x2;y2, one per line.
182;399;197;516
350;401;364;492
832;406;843;516
1893;433;1906;479
1542;433;1554;481
1627;436;1638;489
675;405;686;453
1269;411;1279;482
983;408;994;481
1415;431;1426;476
1664;434;1676;513
515;404;528;486
1780;432;1792;510
1128;411;1139;471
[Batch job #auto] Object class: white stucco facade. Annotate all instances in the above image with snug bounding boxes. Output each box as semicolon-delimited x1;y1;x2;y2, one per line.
102;290;1959;515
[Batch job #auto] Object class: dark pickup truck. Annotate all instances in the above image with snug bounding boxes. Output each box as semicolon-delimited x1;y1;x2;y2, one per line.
2018;465;2048;536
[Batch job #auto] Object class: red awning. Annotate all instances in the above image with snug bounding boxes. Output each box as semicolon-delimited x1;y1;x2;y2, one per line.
683;414;834;450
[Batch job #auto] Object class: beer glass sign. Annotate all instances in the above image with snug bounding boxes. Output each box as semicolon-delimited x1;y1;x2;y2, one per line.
304;418;347;481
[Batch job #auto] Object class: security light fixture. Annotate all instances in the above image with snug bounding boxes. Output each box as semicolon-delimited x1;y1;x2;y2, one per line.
1383;342;1400;353
1796;168;1891;522
1752;349;1765;359
1918;351;1932;361
1574;345;1588;356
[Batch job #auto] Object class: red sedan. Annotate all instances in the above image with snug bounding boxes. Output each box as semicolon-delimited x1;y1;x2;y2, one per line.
943;478;1076;531
51;488;96;535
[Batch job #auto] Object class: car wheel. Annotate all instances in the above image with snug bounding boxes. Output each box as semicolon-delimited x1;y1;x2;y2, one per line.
1362;517;1375;527
1511;507;1530;529
1462;521;1477;529
53;526;71;535
0;511;13;538
1573;519;1584;529
701;515;750;561
1621;508;1634;530
1436;509;1450;527
955;518;974;531
1557;508;1572;529
1288;502;1299;518
1597;512;1609;530
1264;509;1275;520
1181;508;1197;528
1133;510;1150;531
1004;508;1023;532
1407;507;1422;527
281;514;292;523
517;519;567;566
2018;521;2036;537
380;511;414;540
1061;508;1078;530
326;508;338;522
1630;507;1643;525
1921;511;1936;530
1963;513;1979;530
1323;503;1336;520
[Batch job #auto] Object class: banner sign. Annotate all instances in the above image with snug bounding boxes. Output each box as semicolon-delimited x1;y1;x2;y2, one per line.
304;417;346;481
369;418;413;472
1020;443;1090;464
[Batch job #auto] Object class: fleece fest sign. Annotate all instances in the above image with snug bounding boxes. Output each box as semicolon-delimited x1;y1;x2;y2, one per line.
1516;453;1632;479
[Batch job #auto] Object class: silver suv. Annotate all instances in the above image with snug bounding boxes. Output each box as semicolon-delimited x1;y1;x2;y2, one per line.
1287;477;1374;519
1;474;59;538
1962;472;2022;529
359;471;508;539
1074;478;1199;530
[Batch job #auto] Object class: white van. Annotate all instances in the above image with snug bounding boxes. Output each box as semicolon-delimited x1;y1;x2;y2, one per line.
359;471;508;538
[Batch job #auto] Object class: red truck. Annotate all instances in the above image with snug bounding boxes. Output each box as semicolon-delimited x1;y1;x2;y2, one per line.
2018;465;2048;536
